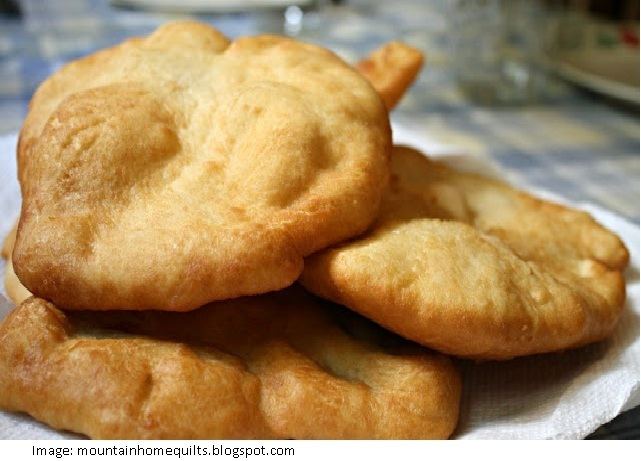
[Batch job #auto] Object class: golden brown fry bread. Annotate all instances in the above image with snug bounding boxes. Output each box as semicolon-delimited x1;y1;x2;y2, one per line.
301;146;629;360
0;288;461;439
1;221;31;305
356;41;424;110
13;21;391;311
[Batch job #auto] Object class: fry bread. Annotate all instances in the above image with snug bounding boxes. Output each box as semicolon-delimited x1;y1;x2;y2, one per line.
356;41;424;109
13;21;391;311
301;147;629;359
2;222;31;305
0;289;461;439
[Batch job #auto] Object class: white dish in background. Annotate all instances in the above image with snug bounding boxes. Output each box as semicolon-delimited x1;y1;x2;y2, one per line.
110;0;314;13
547;15;639;104
551;48;640;104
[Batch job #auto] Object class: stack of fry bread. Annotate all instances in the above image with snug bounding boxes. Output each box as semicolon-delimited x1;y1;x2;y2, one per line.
0;21;629;439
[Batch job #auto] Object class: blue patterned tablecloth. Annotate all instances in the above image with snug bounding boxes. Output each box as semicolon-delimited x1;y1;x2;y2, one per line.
0;0;638;439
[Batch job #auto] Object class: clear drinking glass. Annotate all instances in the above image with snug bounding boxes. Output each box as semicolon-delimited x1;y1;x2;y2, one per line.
449;0;552;105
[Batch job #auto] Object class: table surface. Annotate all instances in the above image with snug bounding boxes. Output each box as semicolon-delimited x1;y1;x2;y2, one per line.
0;0;638;439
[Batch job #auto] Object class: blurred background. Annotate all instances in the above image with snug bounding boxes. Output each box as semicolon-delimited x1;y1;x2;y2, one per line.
0;0;638;438
0;0;638;114
0;1;639;123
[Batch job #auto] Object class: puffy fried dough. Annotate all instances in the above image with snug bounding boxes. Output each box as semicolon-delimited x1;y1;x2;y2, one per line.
301;146;629;360
0;289;461;439
356;41;424;110
13;21;391;311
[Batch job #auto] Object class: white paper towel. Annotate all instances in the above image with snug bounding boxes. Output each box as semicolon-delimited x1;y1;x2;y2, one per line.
0;130;638;439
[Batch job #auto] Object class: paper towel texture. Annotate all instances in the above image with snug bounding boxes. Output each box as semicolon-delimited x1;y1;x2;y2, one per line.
0;131;638;439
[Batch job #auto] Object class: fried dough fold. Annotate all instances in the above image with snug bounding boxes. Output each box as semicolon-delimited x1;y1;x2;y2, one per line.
13;21;391;311
356;42;424;109
0;288;460;439
301;147;628;359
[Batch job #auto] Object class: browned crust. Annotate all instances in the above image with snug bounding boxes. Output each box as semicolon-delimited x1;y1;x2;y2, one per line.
301;146;629;360
0;291;461;439
356;41;424;110
13;21;391;311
